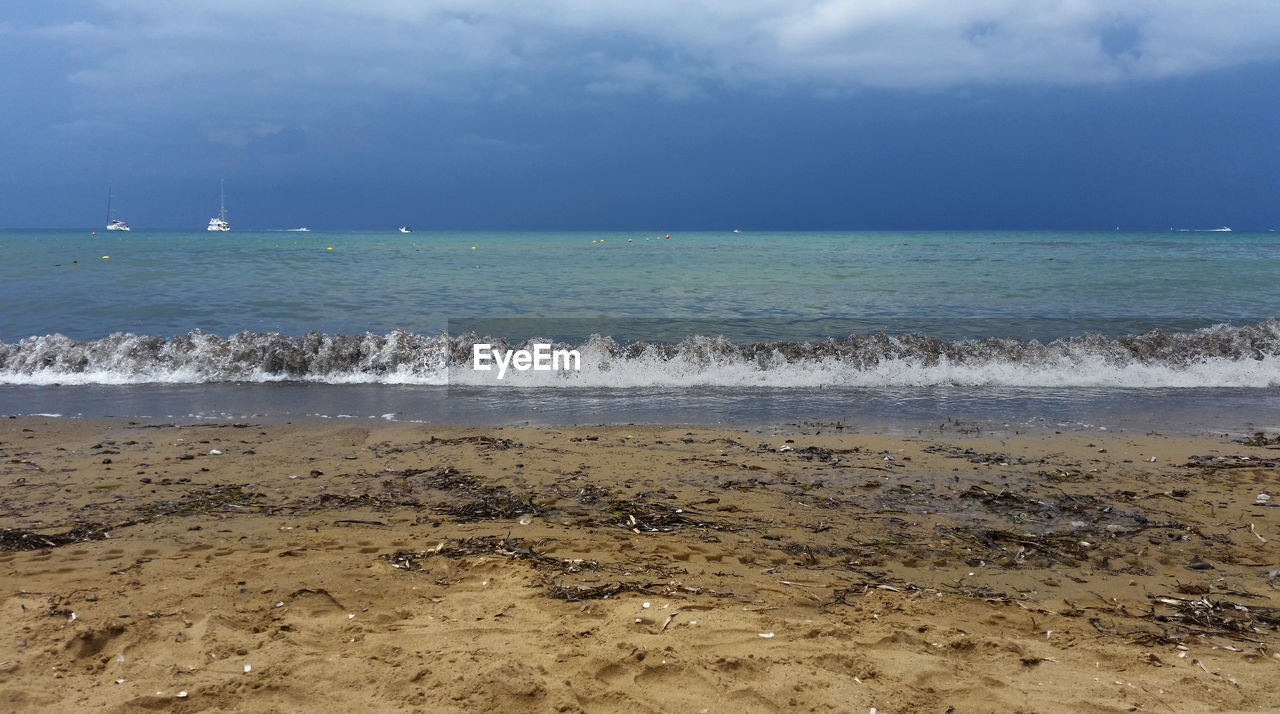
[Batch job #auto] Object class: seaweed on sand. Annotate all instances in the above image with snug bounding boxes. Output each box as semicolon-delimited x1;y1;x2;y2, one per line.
605;497;727;533
140;484;271;517
0;523;110;551
381;536;597;574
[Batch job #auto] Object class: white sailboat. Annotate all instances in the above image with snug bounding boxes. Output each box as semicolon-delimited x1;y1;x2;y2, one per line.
207;180;230;231
106;186;130;231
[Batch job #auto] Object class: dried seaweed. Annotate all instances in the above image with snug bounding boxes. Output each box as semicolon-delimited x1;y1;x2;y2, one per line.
437;487;542;521
545;581;658;601
1143;594;1280;642
381;536;597;574
606;498;726;533
139;484;270;517
1239;432;1280;447
0;523;110;551
944;526;1091;566
427;435;522;450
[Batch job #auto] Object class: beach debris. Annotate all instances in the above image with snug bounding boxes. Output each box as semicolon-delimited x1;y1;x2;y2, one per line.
382;536;680;601
438;486;543;520
177;691;188;698
1183;454;1279;471
288;588;347;610
1257;493;1271;503
1240;432;1280;447
943;525;1093;567
139;484;270;518
383;536;597;575
1;523;110;551
759;632;774;638
1142;593;1280;641
244;664;252;673
421;434;522;450
209;449;222;455
790;445;862;463
605;497;726;533
550;582;657;601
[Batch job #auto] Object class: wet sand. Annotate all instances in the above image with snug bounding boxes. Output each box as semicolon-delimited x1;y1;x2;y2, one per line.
2;417;1278;712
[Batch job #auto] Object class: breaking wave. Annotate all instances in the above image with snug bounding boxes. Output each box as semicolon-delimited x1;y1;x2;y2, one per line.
1;321;1278;388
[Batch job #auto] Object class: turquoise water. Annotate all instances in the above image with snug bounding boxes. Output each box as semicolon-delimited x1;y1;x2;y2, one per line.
2;229;1277;341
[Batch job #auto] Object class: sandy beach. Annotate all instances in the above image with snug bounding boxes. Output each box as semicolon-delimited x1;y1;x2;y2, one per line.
2;417;1278;712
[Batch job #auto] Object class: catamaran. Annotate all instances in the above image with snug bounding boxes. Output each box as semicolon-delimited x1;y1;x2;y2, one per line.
106;186;130;231
207;180;230;231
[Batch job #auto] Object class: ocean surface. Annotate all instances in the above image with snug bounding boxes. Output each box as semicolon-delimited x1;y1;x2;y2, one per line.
1;229;1278;433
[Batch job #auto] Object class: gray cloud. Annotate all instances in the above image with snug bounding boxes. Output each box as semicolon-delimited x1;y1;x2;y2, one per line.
26;0;1280;111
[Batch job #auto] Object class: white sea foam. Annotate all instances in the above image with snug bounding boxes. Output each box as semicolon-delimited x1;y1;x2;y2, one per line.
1;322;1277;389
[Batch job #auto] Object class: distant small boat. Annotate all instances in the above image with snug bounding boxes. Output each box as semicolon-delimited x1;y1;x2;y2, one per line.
207;180;230;232
399;226;412;233
287;227;310;232
1206;226;1232;232
105;186;130;231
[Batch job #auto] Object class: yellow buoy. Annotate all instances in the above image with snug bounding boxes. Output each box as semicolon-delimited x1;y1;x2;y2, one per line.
327;247;333;250
101;255;109;259
471;246;477;250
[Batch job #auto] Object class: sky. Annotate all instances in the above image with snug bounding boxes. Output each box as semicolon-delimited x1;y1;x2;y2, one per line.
2;1;1280;230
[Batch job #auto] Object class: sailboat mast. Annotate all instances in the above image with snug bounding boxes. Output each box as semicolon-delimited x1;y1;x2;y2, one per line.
219;179;226;220
106;186;113;223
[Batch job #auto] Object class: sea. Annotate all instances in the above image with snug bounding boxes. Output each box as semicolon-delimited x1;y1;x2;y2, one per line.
1;229;1278;435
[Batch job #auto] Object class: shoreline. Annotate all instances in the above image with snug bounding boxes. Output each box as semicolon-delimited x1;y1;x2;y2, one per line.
5;382;1280;441
3;417;1279;711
